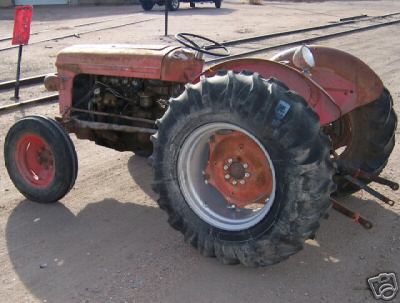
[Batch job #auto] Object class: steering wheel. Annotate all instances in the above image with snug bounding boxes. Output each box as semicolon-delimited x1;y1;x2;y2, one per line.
175;33;230;57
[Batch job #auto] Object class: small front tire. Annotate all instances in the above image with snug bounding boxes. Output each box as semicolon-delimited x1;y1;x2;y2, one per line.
4;116;78;203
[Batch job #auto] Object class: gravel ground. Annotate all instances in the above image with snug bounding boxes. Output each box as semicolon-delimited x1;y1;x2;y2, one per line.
0;1;399;302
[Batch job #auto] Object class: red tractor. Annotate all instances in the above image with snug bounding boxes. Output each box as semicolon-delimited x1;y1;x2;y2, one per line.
4;33;397;266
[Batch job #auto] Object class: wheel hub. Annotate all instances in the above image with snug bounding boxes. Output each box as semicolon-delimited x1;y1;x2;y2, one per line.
204;131;273;208
15;134;55;188
226;160;246;180
177;122;276;231
37;148;54;169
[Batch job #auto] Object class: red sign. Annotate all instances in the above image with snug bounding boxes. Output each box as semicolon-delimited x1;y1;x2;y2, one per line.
12;6;33;46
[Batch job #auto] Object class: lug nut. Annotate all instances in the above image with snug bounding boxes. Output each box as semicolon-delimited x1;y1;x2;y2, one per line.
202;170;206;175
204;180;209;185
232;180;237;185
240;180;245;185
225;174;230;180
243;163;248;169
228;158;233;164
227;204;236;209
223;165;229;170
245;172;250;178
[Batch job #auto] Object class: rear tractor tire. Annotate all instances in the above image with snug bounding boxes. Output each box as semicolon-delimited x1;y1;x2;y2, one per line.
331;88;397;196
4;116;78;203
151;71;334;267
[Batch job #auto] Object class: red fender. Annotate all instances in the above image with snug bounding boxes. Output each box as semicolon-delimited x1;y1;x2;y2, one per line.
197;59;341;125
271;45;383;116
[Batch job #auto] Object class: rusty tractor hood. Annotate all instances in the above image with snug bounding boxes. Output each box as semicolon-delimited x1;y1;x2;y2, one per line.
55;44;204;83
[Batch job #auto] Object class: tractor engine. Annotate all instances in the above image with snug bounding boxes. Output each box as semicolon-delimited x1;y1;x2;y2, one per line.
70;74;184;154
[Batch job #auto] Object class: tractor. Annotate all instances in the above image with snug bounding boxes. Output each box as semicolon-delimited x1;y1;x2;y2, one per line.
4;33;397;267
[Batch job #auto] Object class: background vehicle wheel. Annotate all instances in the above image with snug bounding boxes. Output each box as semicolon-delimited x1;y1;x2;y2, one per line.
330;88;397;196
214;0;221;8
190;2;195;8
167;0;180;11
151;71;334;267
4;116;78;203
140;0;154;11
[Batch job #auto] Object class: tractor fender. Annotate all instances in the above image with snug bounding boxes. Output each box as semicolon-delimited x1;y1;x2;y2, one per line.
271;46;383;115
197;58;341;125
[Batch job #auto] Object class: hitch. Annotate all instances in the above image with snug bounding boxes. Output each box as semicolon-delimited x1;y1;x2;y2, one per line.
335;162;398;206
330;198;373;229
347;169;399;191
331;163;398;229
343;175;396;206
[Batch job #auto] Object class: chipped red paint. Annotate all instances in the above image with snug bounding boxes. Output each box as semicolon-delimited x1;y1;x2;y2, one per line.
55;44;204;115
54;43;383;126
204;131;273;208
271;45;384;116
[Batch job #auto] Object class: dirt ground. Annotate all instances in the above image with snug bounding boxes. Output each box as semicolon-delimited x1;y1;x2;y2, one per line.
0;1;400;302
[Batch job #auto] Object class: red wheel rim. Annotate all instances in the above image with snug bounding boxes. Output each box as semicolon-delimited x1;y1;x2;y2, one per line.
15;134;55;188
204;131;273;209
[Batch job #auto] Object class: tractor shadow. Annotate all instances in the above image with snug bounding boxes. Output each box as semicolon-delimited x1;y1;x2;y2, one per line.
5;198;174;302
4;154;400;302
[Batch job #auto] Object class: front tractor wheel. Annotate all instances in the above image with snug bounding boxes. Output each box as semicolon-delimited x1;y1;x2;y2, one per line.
4;116;78;203
152;72;334;267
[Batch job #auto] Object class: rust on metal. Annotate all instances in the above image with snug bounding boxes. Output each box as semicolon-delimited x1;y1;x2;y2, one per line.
204;131;273;208
56;44;178;78
55;45;203;115
343;175;396;206
161;49;204;82
271;45;384;115
330;198;373;229
44;73;60;91
70;107;155;125
69;118;157;134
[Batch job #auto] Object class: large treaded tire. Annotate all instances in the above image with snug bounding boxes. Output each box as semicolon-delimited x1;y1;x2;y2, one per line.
334;88;397;196
4;116;78;203
151;71;335;267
